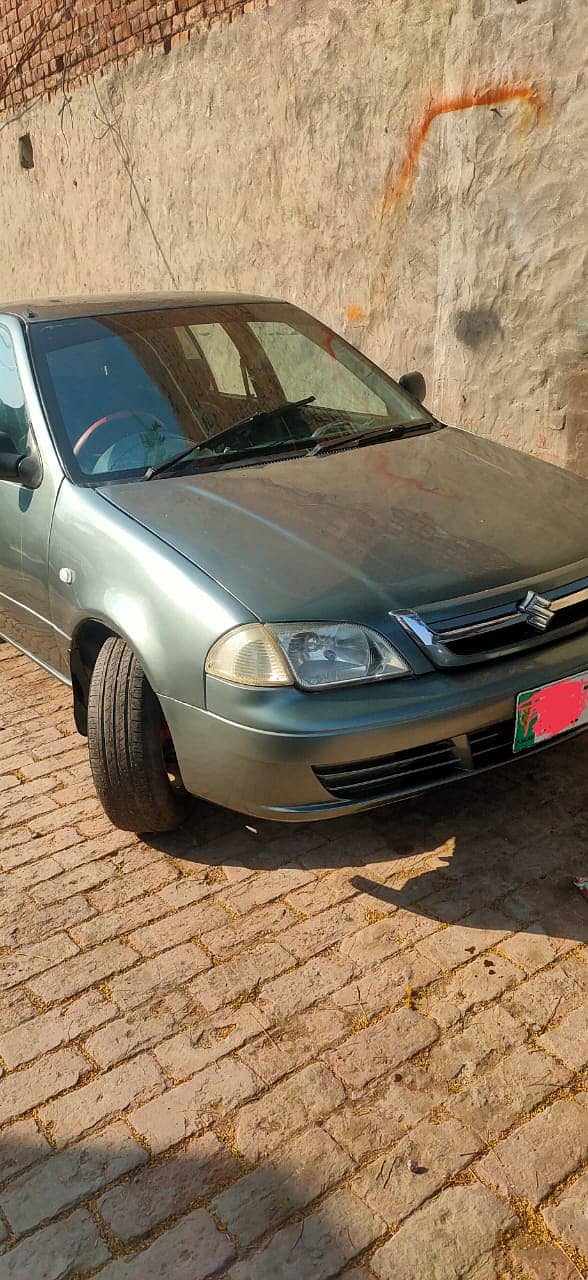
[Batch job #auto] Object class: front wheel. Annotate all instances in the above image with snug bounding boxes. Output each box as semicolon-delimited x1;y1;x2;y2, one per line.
87;636;189;833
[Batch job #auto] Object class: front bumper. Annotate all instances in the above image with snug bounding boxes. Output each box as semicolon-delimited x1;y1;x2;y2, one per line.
160;631;588;820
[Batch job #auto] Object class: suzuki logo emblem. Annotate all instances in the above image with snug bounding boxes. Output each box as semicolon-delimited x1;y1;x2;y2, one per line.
518;590;554;632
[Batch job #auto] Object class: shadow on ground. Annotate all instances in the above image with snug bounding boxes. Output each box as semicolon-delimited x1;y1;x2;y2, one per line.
148;735;588;946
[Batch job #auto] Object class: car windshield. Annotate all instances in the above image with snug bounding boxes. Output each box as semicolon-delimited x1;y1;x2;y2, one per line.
28;301;432;482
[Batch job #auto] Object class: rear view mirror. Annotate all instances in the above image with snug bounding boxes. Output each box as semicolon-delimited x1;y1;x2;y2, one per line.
399;371;427;404
0;431;42;488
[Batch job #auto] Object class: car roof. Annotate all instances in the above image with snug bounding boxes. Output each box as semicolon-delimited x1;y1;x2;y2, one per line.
0;291;281;323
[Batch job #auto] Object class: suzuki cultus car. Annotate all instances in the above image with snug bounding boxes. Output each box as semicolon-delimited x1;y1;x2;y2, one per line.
0;294;586;831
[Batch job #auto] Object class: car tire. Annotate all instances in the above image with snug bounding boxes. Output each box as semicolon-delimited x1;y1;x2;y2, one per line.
87;636;189;833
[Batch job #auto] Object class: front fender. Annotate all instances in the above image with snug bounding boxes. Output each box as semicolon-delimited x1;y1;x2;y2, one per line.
48;481;253;706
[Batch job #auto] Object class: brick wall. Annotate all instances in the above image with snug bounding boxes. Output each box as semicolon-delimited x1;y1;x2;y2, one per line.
0;0;272;116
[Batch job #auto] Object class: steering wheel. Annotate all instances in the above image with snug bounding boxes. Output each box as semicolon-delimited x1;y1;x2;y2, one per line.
73;409;169;459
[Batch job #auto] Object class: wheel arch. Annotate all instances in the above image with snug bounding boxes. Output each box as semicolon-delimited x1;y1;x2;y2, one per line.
70;618;118;735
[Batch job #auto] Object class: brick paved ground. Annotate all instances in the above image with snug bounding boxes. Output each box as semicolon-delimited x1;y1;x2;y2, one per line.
0;642;586;1280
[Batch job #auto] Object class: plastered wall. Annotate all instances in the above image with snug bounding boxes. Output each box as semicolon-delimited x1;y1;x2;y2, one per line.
1;0;586;472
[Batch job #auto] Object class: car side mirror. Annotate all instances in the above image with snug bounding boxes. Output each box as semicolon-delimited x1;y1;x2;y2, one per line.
0;431;42;488
399;371;427;404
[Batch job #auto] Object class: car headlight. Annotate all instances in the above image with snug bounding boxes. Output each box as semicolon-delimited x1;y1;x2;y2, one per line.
205;622;411;689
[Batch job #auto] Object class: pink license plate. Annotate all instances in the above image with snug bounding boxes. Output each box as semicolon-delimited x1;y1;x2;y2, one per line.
514;670;588;752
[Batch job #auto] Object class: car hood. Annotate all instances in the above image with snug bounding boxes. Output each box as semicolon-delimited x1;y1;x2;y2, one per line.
98;428;588;622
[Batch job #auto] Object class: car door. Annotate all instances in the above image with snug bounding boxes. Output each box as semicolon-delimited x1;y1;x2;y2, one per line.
0;320;63;673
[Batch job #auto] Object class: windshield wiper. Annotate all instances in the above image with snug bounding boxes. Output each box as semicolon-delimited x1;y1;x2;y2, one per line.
216;395;316;440
144;396;316;480
309;420;437;456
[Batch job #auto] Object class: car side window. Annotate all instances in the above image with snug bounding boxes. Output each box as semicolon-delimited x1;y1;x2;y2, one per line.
0;327;30;454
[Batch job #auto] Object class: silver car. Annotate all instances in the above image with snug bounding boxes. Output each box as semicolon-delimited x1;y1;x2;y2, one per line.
0;293;586;832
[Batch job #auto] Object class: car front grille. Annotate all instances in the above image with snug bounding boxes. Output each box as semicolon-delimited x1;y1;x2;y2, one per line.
314;715;582;803
394;579;588;668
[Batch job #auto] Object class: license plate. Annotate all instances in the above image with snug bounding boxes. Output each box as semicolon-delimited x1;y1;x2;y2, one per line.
514;670;588;752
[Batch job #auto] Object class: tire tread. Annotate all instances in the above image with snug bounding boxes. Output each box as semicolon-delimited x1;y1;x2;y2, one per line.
88;636;187;833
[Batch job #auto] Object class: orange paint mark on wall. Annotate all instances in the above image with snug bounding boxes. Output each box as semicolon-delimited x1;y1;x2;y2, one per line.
382;84;545;215
345;304;365;324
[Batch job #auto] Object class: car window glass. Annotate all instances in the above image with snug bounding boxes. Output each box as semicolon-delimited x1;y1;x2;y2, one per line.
179;324;248;396
44;335;180;444
0;328;30;453
29;304;429;483
249;321;388;414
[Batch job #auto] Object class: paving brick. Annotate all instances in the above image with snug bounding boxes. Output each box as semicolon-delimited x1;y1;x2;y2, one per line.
0;987;35;1035
0;1047;88;1125
107;942;210;1009
0;1117;51;1184
54;829;136;871
221;866;315;915
495;881;588;948
422;951;521;1029
340;909;439;968
22;748;88;782
0;893;95;950
128;899;229;954
132;1056;260;1153
190;941;292;1012
0;824;33;854
0;990;115;1067
538;1003;588;1069
233;1061;345;1162
0;931;77;991
2;853;63;891
213;1127;351;1246
446;1046;569;1139
201;898;294;957
97;1130;240;1242
504;954;588;1032
75;1208;232;1279
228;1188;385;1280
353;1116;481;1225
239;999;352;1086
68;892;169;948
326;1007;438;1094
0;1207;110;1280
0;776;60;806
154;1002;270;1080
279;898;376;961
475;1099;588;1205
39;1052;166;1146
157;874;218;911
88;859;178;909
542;1169;588;1258
29;797;101;834
498;925;574;973
325;1068;441;1161
258;951;355;1019
0;794;59;831
0;647;586;1280
332;949;440;1020
426;1004;527;1083
29;939;137;1003
285;868;360;916
371;1185;515;1280
510;1239;580;1280
29;856;119;905
1;1120;146;1234
0;826;79;870
85;989;198;1068
416;908;517;971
